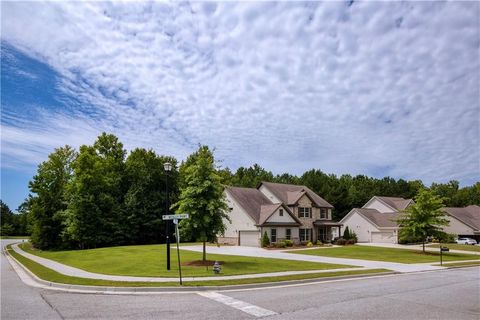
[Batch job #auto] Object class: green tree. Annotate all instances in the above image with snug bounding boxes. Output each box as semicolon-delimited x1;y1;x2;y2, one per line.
397;189;449;253
28;146;76;249
343;226;351;240
124;148;178;244
65;133;126;248
1;200;14;235
173;145;230;261
261;231;270;247
231;164;274;188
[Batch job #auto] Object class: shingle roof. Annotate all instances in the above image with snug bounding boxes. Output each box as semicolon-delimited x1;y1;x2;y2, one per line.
259;181;334;208
376;196;413;211
443;205;480;231
226;186;272;224
226;186;300;226
355;208;400;228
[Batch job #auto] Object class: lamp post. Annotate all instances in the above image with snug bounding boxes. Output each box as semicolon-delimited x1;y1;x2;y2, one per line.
164;162;172;270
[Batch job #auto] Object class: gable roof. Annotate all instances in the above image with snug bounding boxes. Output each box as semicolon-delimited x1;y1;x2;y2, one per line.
366;196;413;212
225;186;300;226
443;205;480;231
259;181;334;208
346;208;400;228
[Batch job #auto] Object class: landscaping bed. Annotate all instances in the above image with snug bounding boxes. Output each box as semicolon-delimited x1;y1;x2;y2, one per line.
287;245;480;264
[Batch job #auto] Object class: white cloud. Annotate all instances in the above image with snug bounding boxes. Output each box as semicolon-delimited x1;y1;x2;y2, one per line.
1;1;479;184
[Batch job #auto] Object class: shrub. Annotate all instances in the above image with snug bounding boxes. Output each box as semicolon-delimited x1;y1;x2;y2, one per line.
346;239;356;245
261;231;270;247
436;233;456;244
398;232;424;244
343;227;351;240
350;231;358;243
316;240;323;245
306;241;313;247
284;239;294;247
276;241;287;248
335;238;347;245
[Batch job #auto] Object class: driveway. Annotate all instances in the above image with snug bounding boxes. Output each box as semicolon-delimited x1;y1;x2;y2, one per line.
181;245;445;273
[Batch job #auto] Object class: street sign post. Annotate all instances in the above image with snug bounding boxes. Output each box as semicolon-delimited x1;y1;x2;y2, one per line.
162;214;190;285
440;246;449;266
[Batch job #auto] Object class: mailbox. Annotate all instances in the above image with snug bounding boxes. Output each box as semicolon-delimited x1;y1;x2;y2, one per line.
440;247;449;252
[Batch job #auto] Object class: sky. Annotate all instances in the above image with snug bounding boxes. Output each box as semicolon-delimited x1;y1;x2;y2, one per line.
1;1;479;211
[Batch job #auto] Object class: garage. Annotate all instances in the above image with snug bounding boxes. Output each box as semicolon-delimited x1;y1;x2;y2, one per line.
371;231;397;244
239;230;261;247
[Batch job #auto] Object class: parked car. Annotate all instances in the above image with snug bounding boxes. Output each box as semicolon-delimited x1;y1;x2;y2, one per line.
456;238;478;245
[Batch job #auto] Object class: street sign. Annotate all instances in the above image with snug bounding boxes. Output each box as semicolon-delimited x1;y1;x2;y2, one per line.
162;214;190;220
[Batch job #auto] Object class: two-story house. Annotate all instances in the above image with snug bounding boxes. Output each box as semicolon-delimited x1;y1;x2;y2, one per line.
218;182;340;247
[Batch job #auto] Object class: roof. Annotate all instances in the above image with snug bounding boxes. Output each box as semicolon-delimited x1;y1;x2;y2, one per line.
354;208;400;228
443;205;480;231
375;196;413;211
313;221;343;227
226;186;300;226
259;181;334;208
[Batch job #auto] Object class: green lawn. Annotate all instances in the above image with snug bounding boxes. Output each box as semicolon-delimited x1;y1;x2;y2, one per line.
287;245;480;264
7;246;390;287
1;236;29;239
427;243;480;252
19;243;354;277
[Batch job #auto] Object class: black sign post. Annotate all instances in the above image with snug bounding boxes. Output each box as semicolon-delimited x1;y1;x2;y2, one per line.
440;246;449;266
162;214;189;285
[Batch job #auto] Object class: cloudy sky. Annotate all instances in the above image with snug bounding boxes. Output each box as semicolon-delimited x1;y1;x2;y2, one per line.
1;1;479;210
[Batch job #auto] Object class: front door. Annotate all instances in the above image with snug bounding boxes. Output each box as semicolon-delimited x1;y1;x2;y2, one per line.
318;227;326;242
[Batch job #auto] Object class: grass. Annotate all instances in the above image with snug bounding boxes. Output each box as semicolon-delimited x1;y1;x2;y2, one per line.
0;236;29;239
6;246;390;287
427;243;480;252
287;245;480;264
19;242;354;277
434;261;480;267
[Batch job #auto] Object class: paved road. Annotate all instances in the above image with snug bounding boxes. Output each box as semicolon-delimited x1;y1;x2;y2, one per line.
2;240;479;320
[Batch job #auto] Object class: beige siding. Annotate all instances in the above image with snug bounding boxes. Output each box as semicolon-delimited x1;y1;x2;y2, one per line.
364;198;394;213
341;210;380;242
262;227;300;244
266;207;296;223
443;215;476;235
223;191;259;238
259;185;281;203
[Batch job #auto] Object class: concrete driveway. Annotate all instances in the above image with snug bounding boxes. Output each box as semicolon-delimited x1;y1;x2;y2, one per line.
181;245;445;273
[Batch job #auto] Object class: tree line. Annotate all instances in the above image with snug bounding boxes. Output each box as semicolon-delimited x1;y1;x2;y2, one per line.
2;132;479;249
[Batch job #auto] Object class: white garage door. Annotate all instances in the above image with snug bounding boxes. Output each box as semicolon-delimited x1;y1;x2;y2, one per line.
371;232;397;244
239;231;261;247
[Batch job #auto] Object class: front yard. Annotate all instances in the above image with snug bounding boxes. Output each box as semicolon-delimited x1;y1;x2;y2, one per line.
19;242;353;277
287;245;480;264
427;243;480;252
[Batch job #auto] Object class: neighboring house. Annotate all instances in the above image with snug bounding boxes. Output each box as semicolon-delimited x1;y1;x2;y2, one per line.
340;196;414;244
218;182;339;247
442;205;480;242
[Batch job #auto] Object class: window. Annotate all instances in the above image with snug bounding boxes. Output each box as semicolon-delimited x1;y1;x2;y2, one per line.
298;207;312;218
279;209;284;216
286;228;291;240
300;228;311;242
320;208;327;219
271;229;277;243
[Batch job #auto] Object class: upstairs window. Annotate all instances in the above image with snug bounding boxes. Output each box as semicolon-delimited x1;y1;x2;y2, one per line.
298;207;312;218
279;209;284;216
320;208;327;219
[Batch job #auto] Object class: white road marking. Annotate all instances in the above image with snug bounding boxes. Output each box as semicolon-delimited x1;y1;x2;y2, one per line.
198;291;277;318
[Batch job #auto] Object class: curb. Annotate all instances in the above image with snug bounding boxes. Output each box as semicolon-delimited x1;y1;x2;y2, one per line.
4;244;399;294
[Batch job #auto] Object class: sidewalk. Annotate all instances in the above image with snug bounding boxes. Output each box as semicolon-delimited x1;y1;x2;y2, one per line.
9;243;367;282
180;245;445;273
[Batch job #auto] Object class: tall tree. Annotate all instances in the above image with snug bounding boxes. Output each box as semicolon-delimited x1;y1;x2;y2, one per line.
173;145;229;261
65;133;126;248
397;189;449;253
124;148;178;244
1;201;15;236
28;146;76;249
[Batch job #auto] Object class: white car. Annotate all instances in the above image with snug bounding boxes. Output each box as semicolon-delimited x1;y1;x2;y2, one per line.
456;238;477;245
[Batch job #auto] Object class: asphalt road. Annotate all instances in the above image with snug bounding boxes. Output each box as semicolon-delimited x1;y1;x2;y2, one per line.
2;239;479;320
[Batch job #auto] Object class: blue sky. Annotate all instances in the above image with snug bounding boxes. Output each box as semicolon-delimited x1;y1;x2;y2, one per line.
1;1;479;211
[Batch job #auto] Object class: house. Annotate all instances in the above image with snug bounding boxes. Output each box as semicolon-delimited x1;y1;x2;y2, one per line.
218;182;340;247
340;196;414;243
442;205;480;242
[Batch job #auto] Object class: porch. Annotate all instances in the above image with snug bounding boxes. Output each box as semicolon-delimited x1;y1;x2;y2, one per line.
313;221;343;242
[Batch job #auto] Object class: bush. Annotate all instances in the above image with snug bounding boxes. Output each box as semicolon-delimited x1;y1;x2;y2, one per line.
335;238;347;245
343;227;351;240
316;240;323;245
276;241;287;248
398;233;424;244
261;231;270;247
350;231;358;243
346;239;356;245
284;239;294;247
306;241;313;247
436;233;456;244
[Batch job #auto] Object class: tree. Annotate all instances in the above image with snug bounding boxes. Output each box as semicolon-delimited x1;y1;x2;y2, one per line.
28;146;76;249
1;200;14;235
124;148;178;244
173;145;230;262
261;231;270;247
343;226;351;240
397;189;449;253
65;133;126;248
